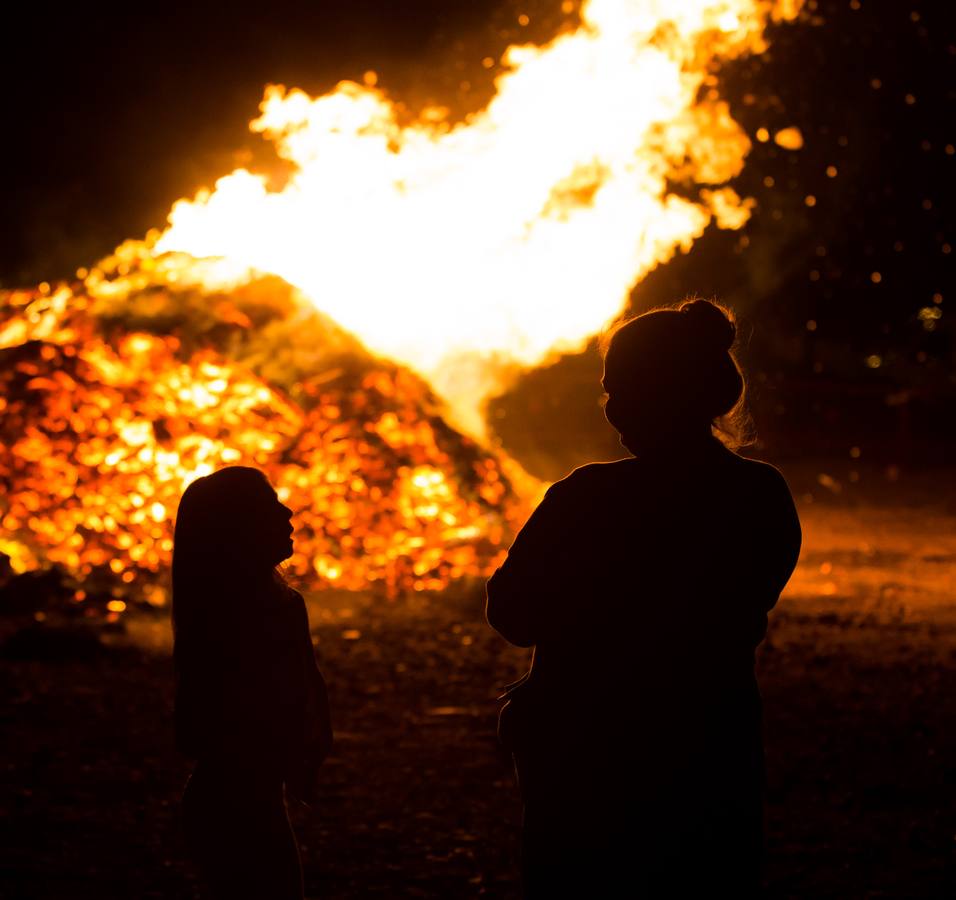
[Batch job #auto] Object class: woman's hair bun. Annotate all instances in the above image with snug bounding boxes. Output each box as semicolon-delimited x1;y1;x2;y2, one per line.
679;299;736;353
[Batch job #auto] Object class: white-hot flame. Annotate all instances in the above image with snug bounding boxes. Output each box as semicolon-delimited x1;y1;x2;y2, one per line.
141;0;802;433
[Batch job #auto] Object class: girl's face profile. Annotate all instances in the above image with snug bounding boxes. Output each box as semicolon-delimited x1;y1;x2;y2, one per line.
242;474;295;567
264;487;295;566
176;467;296;576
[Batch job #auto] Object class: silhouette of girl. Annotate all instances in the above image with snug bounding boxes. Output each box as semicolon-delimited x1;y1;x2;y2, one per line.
173;466;332;899
487;300;801;898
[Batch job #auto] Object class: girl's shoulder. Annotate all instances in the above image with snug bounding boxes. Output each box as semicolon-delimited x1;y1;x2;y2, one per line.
275;583;307;617
283;584;305;602
273;586;313;641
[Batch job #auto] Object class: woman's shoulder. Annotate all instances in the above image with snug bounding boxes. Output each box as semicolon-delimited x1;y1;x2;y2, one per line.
556;458;637;486
727;453;793;494
548;453;795;506
540;458;636;502
725;455;800;533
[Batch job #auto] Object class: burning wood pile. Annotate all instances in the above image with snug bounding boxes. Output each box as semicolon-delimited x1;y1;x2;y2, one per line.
0;249;521;612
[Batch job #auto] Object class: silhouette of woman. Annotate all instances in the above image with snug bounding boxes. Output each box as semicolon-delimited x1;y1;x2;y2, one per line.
173;466;332;899
487;300;801;898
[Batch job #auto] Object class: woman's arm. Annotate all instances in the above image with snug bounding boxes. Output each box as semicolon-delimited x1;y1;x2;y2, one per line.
486;478;575;647
754;465;802;609
734;463;802;650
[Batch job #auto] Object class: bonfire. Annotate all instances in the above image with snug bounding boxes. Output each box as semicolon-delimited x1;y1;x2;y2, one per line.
0;0;805;613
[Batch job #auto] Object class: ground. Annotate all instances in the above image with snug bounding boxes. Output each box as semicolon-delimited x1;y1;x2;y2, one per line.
3;462;955;898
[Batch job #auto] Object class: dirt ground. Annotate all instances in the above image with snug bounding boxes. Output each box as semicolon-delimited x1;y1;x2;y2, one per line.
3;462;955;898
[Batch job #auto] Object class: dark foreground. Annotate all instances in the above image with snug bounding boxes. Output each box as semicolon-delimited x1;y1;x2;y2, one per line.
3;465;956;898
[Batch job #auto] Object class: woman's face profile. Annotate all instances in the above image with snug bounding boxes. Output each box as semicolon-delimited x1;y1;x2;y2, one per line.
601;365;661;449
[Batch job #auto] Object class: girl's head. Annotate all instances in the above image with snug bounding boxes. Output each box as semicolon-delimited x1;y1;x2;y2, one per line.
601;299;748;454
172;467;293;635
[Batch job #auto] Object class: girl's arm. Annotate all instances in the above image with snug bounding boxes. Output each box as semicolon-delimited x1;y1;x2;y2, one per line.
286;591;333;805
300;611;333;766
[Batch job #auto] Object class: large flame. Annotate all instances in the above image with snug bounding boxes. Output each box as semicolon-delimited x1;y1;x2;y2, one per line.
121;0;803;433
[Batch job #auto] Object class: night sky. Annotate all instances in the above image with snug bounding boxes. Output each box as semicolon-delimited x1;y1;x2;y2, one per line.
3;0;953;386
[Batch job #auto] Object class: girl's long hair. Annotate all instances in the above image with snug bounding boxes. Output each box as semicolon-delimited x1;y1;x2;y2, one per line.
172;466;285;681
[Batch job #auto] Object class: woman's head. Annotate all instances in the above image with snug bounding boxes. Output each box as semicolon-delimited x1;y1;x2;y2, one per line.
172;467;293;635
601;299;748;454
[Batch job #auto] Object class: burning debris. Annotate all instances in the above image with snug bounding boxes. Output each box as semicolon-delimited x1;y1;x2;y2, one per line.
0;255;521;609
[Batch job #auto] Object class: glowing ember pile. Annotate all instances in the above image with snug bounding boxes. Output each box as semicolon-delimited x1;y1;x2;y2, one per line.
0;271;518;605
